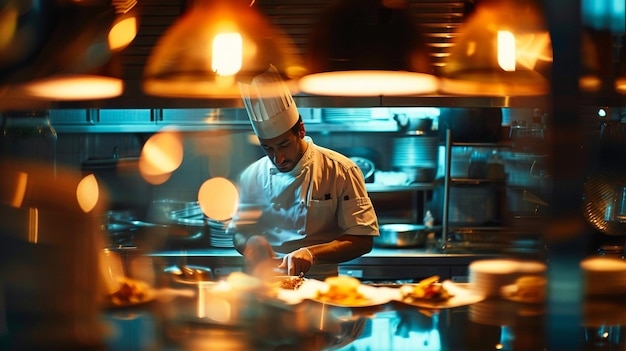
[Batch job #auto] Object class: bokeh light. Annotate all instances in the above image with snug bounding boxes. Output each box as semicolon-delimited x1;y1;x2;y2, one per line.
76;174;99;213
139;131;184;184
198;177;239;221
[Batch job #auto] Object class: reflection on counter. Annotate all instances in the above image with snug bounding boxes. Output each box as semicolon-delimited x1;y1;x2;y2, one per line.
101;294;550;351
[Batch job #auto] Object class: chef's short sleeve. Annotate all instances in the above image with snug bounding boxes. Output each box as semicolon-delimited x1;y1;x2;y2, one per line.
337;167;379;235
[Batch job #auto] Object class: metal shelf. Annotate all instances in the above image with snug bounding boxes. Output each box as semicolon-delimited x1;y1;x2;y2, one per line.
441;129;513;252
365;183;435;193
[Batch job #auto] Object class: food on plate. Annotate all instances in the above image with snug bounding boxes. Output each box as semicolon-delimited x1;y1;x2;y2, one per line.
274;274;306;290
400;275;452;303
314;275;370;305
503;275;547;303
108;277;152;306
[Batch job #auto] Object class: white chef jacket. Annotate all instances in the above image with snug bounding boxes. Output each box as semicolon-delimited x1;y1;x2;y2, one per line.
228;136;379;277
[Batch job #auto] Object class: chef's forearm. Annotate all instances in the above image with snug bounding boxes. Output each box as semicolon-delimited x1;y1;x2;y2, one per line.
305;235;373;264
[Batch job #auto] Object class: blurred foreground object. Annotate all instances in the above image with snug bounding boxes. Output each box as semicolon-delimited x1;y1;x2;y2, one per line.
0;158;108;350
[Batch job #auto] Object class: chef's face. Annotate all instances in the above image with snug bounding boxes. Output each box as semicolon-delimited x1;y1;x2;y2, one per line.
258;122;307;173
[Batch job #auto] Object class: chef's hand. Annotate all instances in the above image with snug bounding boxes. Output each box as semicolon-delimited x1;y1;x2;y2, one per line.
278;248;314;276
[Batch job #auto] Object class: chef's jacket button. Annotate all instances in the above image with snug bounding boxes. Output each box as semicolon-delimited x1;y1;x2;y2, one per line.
272;203;280;210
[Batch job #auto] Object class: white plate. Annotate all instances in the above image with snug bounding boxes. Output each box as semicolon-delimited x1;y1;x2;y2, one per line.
393;281;486;309
276;279;395;307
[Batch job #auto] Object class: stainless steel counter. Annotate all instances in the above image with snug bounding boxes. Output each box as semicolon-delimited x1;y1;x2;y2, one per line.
147;247;500;281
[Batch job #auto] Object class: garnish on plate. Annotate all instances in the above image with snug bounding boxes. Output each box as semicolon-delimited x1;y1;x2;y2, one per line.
274;272;306;290
400;275;453;303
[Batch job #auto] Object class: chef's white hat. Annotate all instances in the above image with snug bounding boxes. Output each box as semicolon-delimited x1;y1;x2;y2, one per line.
239;65;300;139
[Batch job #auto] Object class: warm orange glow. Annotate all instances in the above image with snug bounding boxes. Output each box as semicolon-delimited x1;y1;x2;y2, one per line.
9;171;28;208
138;156;172;185
139;131;184;183
615;77;626;94
108;16;137;51
212;32;242;76
198;281;232;321
299;71;439;96
142;0;304;98
99;249;126;294
497;31;516;71
76;174;99;213
198;177;239;221
441;1;552;96
0;6;17;50
22;75;123;100
581;75;602;92
27;207;38;243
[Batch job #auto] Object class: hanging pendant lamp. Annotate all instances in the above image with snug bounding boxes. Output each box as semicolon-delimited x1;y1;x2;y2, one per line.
0;0;137;101
440;0;552;96
142;0;306;99
298;0;438;97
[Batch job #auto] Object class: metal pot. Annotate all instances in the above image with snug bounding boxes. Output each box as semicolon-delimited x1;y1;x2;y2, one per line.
374;224;428;248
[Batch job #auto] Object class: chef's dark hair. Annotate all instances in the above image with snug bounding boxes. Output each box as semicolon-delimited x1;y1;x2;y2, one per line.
289;116;304;135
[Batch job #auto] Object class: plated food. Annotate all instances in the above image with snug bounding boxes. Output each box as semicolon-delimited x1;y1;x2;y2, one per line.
274;275;394;307
310;276;394;307
107;277;153;308
399;275;452;303
273;274;307;290
395;276;486;309
501;275;547;303
313;276;370;306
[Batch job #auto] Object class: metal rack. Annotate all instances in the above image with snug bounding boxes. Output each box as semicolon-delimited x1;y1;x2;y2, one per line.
441;129;536;253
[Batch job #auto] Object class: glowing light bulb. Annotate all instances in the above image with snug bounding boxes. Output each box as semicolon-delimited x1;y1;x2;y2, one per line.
497;30;516;72
212;32;242;76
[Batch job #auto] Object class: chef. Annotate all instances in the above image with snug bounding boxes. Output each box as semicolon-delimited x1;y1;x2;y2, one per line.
227;65;379;280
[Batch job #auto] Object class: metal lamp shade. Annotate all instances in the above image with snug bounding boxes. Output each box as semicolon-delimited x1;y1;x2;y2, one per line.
142;0;306;99
440;0;552;96
299;0;439;97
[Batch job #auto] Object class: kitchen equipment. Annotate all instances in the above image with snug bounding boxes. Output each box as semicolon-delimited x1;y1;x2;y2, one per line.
105;204;208;250
392;133;439;182
448;186;498;226
164;264;214;286
0;110;57;168
394;115;434;134
502;152;550;188
350;156;375;183
583;174;626;236
438;108;502;143
322;108;371;123
374;223;430;248
398;166;436;183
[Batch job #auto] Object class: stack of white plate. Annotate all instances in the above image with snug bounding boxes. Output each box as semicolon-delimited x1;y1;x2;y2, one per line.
208;219;233;248
580;256;626;296
391;135;439;169
322;108;371;123
469;299;518;326
468;258;547;297
469;298;544;326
